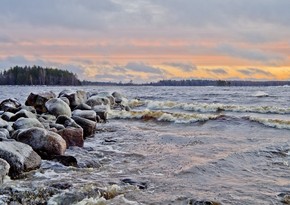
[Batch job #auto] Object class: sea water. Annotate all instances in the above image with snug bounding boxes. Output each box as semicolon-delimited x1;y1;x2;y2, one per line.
0;86;289;204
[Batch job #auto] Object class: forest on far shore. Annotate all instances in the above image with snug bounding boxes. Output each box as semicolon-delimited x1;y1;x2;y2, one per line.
1;65;290;86
0;66;81;85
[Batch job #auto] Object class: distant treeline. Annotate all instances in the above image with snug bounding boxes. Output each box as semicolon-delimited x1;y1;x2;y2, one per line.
147;79;290;86
83;79;290;86
0;66;81;85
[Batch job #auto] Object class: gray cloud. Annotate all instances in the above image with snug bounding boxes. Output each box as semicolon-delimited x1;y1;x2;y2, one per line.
237;68;274;77
125;62;163;74
216;44;285;63
205;68;228;75
0;55;85;78
163;62;197;72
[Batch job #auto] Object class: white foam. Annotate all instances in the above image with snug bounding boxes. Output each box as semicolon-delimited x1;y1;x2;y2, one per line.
252;91;269;97
108;109;220;124
247;116;290;129
144;100;290;114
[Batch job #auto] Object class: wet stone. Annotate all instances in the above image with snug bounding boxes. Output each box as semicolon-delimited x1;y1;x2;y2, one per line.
121;178;148;190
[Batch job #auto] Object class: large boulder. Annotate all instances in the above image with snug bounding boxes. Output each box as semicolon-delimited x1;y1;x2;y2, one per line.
86;96;110;107
0;158;10;184
0;141;41;178
25;91;56;113
92;105;109;122
74;103;92;111
0;98;21;113
16;127;67;156
1;111;14;121
10;109;36;121
0;118;9;128
112;92;130;110
0;128;9;140
12;117;44;130
56;115;81;129
45;98;72;117
57;127;84;148
72;109;97;121
72;116;96;138
58;90;88;109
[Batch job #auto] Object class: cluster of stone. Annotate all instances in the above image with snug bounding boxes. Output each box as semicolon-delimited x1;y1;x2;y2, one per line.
0;90;129;182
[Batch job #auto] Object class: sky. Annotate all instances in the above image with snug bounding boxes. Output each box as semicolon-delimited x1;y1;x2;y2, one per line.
1;0;290;83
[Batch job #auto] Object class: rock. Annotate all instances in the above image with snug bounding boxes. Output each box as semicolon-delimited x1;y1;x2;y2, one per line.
112;92;130;110
25;91;56;113
92;105;109;122
0;98;21;113
20;105;37;114
93;92;115;106
10;109;36;121
74;103;92;111
0;158;10;184
45;98;72;117
86;96;110;107
56;115;81;128
121;178;148;189
0;141;41;178
57;127;84;148
1;112;14;121
0;118;9;128
0;128;9;139
58;90;88;109
16;127;67;156
12;118;44;130
59;96;70;106
72;116;96;138
45;155;78;167
72;109;97;121
49;123;65;130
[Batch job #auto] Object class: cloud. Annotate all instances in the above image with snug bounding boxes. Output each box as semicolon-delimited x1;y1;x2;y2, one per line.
0;55;85;78
125;62;164;74
216;44;285;63
205;68;228;75
163;62;197;72
237;68;274;77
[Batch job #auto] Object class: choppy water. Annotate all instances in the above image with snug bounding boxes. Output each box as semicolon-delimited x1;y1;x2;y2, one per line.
0;86;289;204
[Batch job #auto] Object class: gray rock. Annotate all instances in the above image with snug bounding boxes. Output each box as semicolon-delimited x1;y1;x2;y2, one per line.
10;109;36;121
56;115;81;128
45;98;72;117
92;105;109;122
25;91;56;113
16;127;67;156
0;98;21;113
58;90;88;109
72;109;97;121
0;118;8;128
0;141;41;178
49;123;65;130
72;116;96;138
59;96;70;105
12;118;44;130
86;96;110;107
0;128;9;139
0;158;10;184
74;103;92;111
1;112;15;121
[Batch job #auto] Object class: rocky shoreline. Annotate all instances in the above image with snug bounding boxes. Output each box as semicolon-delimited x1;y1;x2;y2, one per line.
0;89;133;204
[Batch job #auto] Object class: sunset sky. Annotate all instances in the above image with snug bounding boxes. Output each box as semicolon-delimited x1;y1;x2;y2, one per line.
1;0;290;83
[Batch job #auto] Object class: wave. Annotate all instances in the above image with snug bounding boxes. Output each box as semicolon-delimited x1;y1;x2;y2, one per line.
245;116;290;130
252;91;269;97
143;100;290;114
108;109;221;124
